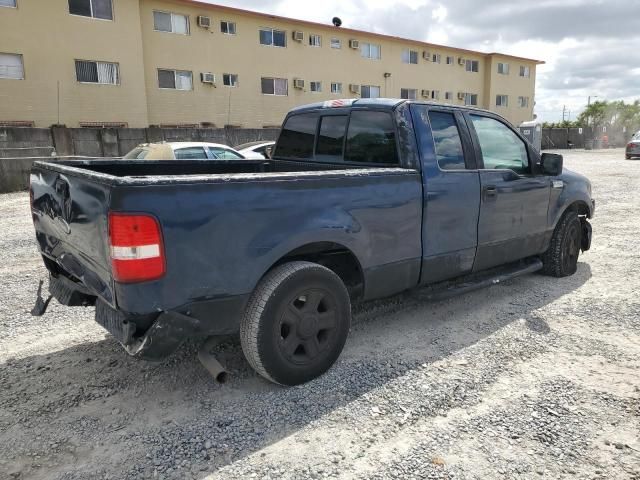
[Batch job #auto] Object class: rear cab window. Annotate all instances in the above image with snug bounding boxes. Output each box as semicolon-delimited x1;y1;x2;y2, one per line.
275;109;399;166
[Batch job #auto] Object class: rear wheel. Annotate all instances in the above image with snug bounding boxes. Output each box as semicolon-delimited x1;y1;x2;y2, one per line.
240;261;351;386
541;210;582;277
626;155;632;160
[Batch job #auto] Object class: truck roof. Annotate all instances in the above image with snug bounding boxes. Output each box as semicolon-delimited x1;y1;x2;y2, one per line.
289;98;502;117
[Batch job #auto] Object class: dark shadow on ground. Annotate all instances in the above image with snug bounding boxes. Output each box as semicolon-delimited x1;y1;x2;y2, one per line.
0;263;592;479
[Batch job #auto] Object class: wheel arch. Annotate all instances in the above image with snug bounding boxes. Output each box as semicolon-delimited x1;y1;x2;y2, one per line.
263;242;365;302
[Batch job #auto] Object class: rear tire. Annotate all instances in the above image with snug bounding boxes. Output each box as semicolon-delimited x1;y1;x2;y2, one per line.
240;261;351;386
626;155;632;160
541;210;582;277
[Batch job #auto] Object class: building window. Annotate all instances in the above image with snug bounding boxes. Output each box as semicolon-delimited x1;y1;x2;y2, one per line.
309;34;322;47
153;11;189;34
432;53;441;63
223;73;238;87
331;82;342;94
331;38;341;49
68;0;113;20
520;65;531;77
431;90;440;100
445;91;453;100
361;85;381;98
464;93;478;106
465;59;479;72
261;77;288;95
496;94;508;107
361;43;381;60
402;49;418;64
0;0;17;7
0;53;24;80
446;56;454;65
497;62;509;75
260;28;286;47
158;69;193;90
220;21;236;35
518;96;530;108
400;88;417;100
75;60;119;84
310;81;322;92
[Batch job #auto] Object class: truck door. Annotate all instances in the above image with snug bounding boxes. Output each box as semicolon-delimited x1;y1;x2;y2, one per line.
410;105;481;284
465;113;551;271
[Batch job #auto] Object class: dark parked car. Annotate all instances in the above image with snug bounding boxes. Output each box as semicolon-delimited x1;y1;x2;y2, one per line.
626;131;640;159
29;99;595;385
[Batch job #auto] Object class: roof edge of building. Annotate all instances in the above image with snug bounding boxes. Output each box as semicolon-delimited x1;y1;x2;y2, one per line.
172;0;545;64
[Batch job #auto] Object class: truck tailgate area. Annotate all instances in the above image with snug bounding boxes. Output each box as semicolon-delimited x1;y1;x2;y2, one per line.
30;166;115;306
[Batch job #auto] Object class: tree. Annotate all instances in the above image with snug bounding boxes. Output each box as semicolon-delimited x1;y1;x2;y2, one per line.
577;100;608;129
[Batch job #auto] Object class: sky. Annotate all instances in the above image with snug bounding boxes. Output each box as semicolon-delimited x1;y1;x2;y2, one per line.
199;0;639;123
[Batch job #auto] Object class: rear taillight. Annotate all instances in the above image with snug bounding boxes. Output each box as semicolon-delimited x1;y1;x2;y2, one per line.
108;213;165;283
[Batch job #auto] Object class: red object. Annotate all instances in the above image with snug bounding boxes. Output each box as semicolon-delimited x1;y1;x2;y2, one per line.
108;213;165;283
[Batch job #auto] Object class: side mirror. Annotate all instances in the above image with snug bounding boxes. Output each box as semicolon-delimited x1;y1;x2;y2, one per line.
541;153;563;176
264;145;274;159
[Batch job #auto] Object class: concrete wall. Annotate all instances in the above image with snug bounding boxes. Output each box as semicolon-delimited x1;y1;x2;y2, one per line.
0;126;279;193
0;0;541;129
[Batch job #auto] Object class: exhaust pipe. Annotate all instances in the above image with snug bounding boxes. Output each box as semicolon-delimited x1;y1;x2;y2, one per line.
198;337;229;383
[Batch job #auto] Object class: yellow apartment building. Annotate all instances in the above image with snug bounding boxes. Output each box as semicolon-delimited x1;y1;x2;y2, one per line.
0;0;543;129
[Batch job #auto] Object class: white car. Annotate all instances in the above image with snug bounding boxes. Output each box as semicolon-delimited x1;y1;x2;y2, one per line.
234;141;275;160
123;142;246;160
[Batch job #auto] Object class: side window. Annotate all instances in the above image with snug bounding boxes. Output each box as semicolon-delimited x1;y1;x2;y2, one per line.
210;148;243;160
315;115;348;162
428;111;466;170
470;115;529;174
174;147;207;159
345;111;398;164
275;113;318;159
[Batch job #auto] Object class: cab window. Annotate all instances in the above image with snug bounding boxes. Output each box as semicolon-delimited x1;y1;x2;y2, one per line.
470;115;529;174
315;115;348;162
428;111;466;170
345;111;398;165
275;113;318;159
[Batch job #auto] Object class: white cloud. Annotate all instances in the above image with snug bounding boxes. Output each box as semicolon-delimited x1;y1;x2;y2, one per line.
198;0;640;122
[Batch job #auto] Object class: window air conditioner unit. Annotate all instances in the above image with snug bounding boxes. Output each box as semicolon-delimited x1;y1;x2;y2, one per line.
197;16;211;28
457;92;466;100
201;72;216;84
292;31;304;42
293;78;305;89
349;39;360;49
349;84;360;94
458;57;466;65
421;89;430;98
422;51;430;61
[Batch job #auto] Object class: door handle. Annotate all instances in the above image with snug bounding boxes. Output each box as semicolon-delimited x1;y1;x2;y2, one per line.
484;186;497;198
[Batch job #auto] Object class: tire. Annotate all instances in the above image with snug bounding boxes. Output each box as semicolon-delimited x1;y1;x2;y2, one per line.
626;155;631;160
240;261;351;386
541;210;582;277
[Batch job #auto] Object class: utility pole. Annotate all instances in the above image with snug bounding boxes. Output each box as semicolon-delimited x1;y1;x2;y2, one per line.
562;105;567;122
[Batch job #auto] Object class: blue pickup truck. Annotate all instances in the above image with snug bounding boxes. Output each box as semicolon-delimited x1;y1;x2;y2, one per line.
30;99;594;385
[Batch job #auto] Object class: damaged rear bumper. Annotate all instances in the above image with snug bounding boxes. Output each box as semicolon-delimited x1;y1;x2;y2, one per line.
40;274;248;361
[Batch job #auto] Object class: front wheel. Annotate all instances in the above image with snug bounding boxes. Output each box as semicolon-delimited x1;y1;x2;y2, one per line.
240;261;351;386
541;210;582;277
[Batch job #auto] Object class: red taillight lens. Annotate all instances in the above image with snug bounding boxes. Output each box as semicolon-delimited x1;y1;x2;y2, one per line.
108;213;165;283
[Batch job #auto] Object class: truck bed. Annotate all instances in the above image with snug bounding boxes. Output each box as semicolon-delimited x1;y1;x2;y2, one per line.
30;159;422;341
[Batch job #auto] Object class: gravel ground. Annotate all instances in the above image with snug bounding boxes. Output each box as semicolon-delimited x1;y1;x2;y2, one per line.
1;148;639;480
